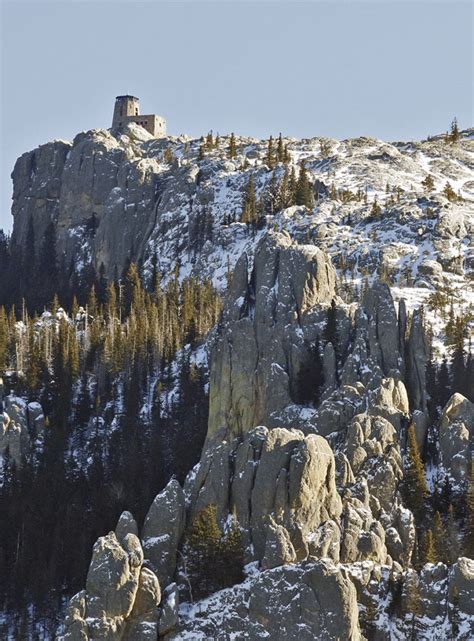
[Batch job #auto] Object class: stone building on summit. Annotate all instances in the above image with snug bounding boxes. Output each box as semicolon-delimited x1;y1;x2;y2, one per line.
112;95;166;137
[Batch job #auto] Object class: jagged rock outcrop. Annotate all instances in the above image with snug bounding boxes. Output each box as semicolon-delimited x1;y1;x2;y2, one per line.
141;479;186;588
189;426;342;565
347;558;474;640
11;128;163;278
58;531;161;641
171;559;361;641
58;413;473;640
439;393;474;483
208;231;336;439
0;392;45;465
405;308;429;413
115;511;139;544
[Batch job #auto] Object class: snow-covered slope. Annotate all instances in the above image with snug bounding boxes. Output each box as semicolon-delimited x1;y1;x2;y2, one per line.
11;125;474;359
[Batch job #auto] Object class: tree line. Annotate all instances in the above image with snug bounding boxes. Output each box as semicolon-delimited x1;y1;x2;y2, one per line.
0;261;221;636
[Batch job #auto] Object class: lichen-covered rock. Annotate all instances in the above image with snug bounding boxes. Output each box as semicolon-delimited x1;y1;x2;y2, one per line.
129;567;161;618
382;503;416;568
308;519;341;563
122;567;161;640
367;378;409;431
0;395;45;465
60;590;88;641
314;383;366;436
340;502;388;564
362;282;403;378
0;412;23;465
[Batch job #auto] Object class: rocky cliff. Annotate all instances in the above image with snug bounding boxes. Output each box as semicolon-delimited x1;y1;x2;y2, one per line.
59;421;474;640
10;125;474;301
6;123;474;639
56;233;474;640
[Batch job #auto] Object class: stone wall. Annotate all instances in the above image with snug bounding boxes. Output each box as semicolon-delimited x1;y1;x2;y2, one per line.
119;114;167;137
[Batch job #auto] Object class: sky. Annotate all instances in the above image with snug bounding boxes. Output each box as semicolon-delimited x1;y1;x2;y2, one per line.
0;0;472;230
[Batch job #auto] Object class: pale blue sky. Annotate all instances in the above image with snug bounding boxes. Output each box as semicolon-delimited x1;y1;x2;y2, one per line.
1;0;472;230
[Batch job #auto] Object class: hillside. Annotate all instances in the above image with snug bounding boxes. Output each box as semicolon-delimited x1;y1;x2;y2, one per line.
0;123;473;639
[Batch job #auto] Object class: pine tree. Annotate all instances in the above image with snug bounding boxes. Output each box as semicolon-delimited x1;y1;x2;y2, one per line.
370;196;382;220
277;167;291;210
241;175;257;226
436;358;451;410
295;161;314;209
0;306;8;371
465;346;474;403
262;170;279;215
451;332;466;396
449;117;460;143
228;133;237;159
419;529;436;564
220;514;245;587
421;174;435;192
183;504;223;600
403;574;421;639
443;182;457;202
164;147;174;165
403;423;429;524
294;338;324;405
277;133;285;163
183;504;245;601
26;321;40;396
432;511;447;563
266;135;275;169
324;299;338;350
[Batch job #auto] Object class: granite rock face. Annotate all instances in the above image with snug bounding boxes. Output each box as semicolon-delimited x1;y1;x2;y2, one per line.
189;426;342;565
208;231;337;439
170;559;361;641
141;479;186;588
439;393;474;483
59;532;161;641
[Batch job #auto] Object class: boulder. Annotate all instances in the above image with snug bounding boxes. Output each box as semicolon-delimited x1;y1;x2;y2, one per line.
248;560;361;640
115;511;139;544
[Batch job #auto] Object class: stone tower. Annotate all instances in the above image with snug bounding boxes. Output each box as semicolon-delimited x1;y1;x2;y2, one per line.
113;95;140;124
111;95;166;138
